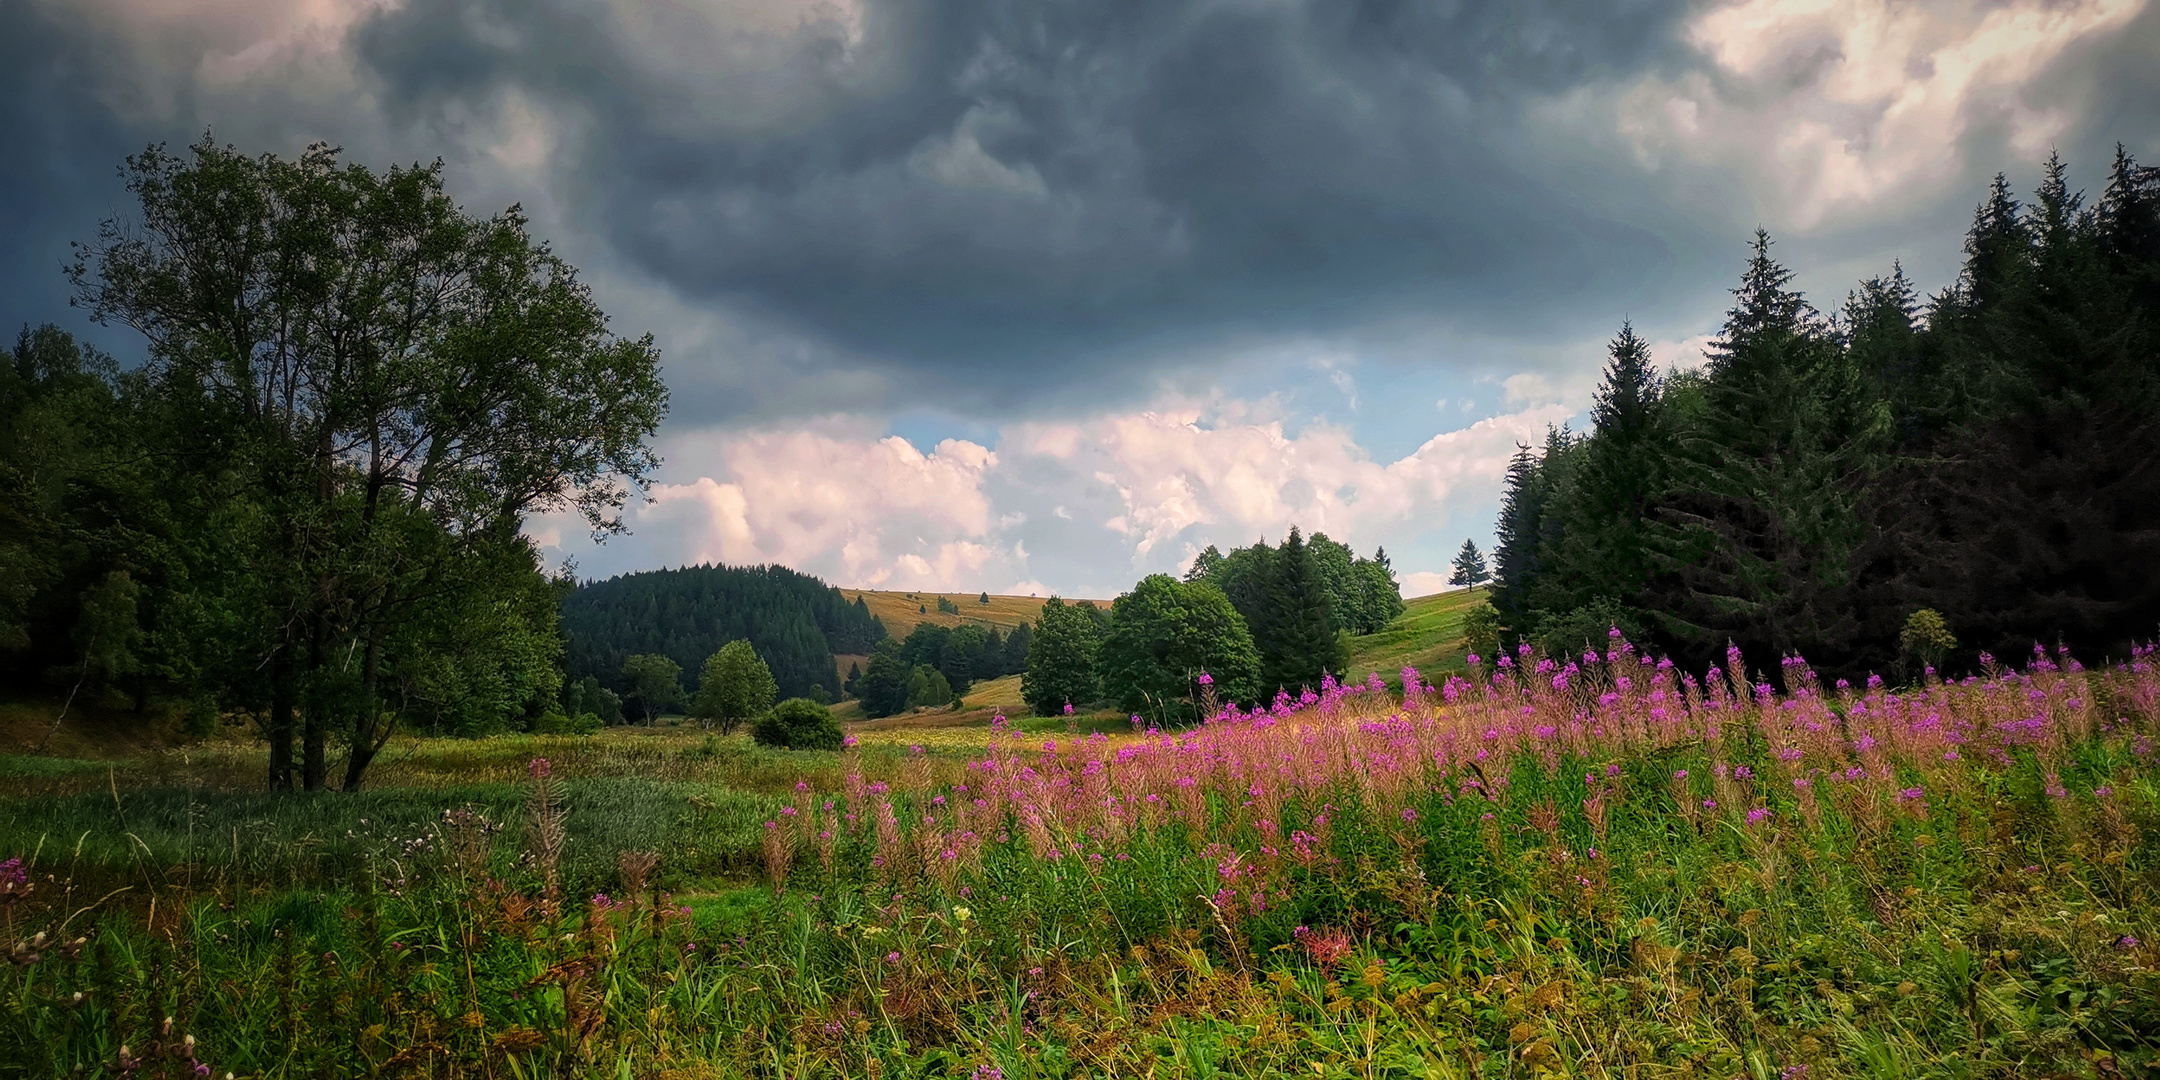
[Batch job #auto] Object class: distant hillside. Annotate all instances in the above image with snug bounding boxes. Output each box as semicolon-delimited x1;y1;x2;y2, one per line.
563;564;888;701
1341;586;1488;686
839;589;1106;639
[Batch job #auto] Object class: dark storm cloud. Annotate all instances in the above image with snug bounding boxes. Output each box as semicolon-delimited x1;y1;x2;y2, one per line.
4;0;2155;426
0;6;150;358
347;0;1710;404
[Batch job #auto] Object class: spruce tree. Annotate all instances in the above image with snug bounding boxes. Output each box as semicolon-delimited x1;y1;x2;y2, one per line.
1959;174;2032;313
1448;540;1490;587
1645;230;1885;671
1882;150;2160;660
1258;528;1342;696
1533;323;1670;631
1489;442;1550;637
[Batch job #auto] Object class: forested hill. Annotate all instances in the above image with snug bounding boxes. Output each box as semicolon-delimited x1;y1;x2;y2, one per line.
561;564;887;701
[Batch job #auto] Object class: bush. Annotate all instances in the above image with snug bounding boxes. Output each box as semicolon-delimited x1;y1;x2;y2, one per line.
750;697;843;750
529;711;604;736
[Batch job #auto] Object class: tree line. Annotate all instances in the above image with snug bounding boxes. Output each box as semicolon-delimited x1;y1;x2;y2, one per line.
849;619;1032;717
1;137;669;791
559;562;888;710
1488;147;2160;680
1016;529;1404;724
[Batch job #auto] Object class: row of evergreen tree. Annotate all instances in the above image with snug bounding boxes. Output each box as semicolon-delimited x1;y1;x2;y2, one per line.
1490;147;2160;679
1187;532;1406;635
849;619;1033;717
559;563;888;705
1014;530;1404;719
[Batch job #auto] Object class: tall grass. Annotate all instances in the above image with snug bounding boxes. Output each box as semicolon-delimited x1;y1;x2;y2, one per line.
4;638;2157;1077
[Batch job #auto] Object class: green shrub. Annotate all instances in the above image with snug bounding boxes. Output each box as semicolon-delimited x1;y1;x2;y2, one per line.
749;697;843;750
530;711;604;736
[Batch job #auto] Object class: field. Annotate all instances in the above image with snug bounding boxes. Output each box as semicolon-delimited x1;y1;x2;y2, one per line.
5;628;2160;1078
839;590;1107;639
1341;586;1485;686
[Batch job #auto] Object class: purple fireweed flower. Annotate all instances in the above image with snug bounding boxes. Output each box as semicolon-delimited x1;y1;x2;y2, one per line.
1673;770;1688;780
1197;672;1213;686
1897;787;1924;801
842;734;859;748
0;858;23;888
1702;799;1717;810
1401;808;1419;823
885;952;901;965
2117;935;2141;950
527;758;551;780
1747;808;1772;826
1063;701;1075;715
973;1066;1006;1080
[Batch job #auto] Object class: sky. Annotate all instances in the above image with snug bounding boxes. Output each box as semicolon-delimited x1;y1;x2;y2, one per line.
3;0;2156;599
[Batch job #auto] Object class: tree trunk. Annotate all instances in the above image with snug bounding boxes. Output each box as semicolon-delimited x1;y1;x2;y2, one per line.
268;644;294;791
303;606;328;792
341;629;388;792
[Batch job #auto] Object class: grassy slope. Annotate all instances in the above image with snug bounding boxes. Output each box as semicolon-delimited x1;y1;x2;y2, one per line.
1340;585;1487;685
837;589;1106;640
832;589;1108;694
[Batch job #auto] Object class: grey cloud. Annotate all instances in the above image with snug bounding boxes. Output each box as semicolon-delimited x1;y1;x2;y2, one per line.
344;0;1713;417
4;0;2155;429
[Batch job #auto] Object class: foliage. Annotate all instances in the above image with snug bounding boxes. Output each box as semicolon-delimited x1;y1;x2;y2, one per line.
1097;575;1260;723
1254;527;1344;696
1899;608;1958;673
855;622;1026;717
1021;598;1105;717
1460;601;1501;661
750;697;843;750
904;664;956;710
23;135;668;791
1447;539;1490;587
1189;533;1402;638
618;653;683;725
560;563;886;705
1492;146;2160;679
691;640;779;735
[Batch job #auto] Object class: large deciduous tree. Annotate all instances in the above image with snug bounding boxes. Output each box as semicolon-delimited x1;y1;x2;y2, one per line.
620;654;684;725
1022;597;1104;717
692;639;778;735
69;136;666;789
1097;575;1259;724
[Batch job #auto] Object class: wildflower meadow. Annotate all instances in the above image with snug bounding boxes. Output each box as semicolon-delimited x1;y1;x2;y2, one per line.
5;634;2159;1078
